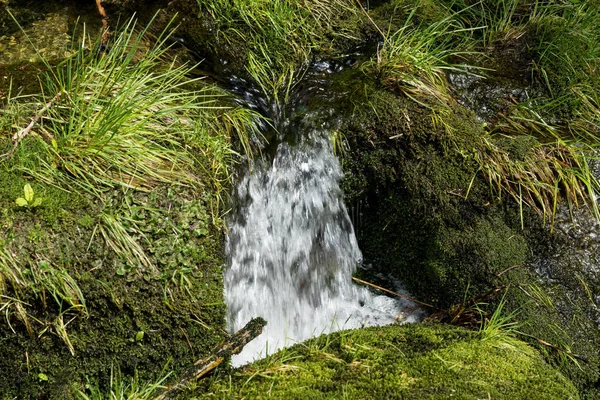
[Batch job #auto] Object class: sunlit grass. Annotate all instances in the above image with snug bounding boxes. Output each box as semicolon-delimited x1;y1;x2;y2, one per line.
0;15;263;358
480;83;600;225
362;2;480;106
75;368;171;400
199;0;358;101
2;15;262;204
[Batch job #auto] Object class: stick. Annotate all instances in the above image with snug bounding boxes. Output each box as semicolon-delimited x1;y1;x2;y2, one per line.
153;317;266;400
352;277;435;308
1;92;61;160
496;264;522;278
95;0;111;50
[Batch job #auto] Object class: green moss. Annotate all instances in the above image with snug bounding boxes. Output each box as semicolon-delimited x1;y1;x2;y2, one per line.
198;323;579;399
0;167;227;399
338;84;513;304
336;79;599;392
166;0;365;98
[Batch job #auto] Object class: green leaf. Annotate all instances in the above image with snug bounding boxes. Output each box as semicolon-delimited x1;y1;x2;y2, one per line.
24;184;34;203
51;139;58;150
135;331;145;342
15;198;28;207
33;197;43;207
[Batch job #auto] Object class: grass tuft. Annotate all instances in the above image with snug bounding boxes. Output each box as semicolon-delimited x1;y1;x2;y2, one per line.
75;367;171;400
199;0;358;101
2;15;262;204
361;1;480;107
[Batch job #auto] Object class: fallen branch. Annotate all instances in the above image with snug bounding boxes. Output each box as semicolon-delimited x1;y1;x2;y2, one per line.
153;317;266;400
352;276;435;308
496;264;523;278
1;92;61;160
95;0;111;50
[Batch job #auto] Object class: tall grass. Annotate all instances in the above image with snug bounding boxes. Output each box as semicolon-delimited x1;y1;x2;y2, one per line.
2;16;262;203
199;0;357;101
1;245;86;353
477;293;522;350
0;16;264;354
480;83;600;225
75;368;171;400
362;2;479;106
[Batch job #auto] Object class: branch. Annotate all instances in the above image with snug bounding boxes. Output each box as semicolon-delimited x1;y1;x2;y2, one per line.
95;0;111;50
1;92;61;160
153;317;267;400
352;277;435;308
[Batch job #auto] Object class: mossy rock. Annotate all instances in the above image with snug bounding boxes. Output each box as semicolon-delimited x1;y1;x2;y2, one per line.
335;74;600;392
0;167;227;399
337;83;516;304
197;323;579;399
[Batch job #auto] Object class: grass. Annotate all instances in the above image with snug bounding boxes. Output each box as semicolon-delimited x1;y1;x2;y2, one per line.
360;1;600;224
361;1;480;107
477;292;522;349
198;0;358;102
476;81;600;225
0;15;252;381
0;244;87;354
476;132;600;226
0;14;263;283
75;368;171;400
2;15;261;204
98;212;155;274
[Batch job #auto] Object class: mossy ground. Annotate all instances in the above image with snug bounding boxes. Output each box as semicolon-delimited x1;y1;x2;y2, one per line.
197;323;579;399
0;165;228;399
0;6;238;398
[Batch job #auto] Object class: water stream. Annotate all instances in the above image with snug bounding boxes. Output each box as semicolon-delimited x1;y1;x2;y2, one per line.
224;90;419;365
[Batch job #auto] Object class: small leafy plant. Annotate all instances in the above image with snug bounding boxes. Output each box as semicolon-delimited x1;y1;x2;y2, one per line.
15;184;42;208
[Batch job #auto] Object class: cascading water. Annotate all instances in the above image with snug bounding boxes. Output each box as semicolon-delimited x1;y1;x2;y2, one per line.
225;100;420;365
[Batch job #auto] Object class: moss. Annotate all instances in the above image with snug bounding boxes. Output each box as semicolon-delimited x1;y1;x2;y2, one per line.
0;166;227;399
528;12;600;109
161;0;368;96
335;75;599;392
338;84;515;304
198;323;579;399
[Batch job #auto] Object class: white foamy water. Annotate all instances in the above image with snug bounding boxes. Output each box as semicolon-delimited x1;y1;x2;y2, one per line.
225;129;418;366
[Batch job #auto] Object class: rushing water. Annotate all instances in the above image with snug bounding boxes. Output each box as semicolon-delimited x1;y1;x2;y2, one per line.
225;111;419;366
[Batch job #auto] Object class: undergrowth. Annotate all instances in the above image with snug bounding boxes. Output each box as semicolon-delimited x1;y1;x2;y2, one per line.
363;0;600;224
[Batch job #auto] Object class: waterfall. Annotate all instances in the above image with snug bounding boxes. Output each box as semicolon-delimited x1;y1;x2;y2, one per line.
224;120;419;366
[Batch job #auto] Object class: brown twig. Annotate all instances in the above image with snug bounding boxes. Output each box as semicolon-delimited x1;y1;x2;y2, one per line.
153;317;266;400
1;92;61;160
95;0;111;50
496;264;522;278
352;277;435;308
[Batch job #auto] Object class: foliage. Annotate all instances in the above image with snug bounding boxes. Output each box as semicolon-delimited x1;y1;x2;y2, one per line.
0;15;237;398
15;183;42;208
2;15;261;208
477;292;522;349
362;1;478;106
75;368;171;400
